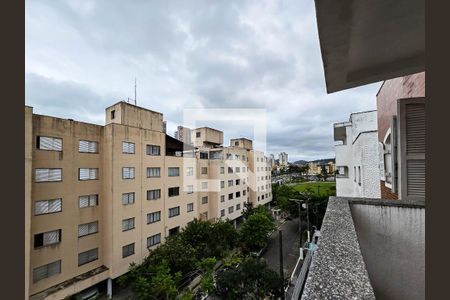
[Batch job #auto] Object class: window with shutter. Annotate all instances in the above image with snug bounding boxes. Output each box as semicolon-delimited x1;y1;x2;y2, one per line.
122;243;135;258
78;248;98;266
79;168;98;180
37;136;62;151
122;218;135;231
147;167;160;177
399;99;425;200
78;221;98;237
35;199;62;215
79;140;98;153
168;167;180;177
122;192;135;205
147;189;161;200
122;142;135;154
122;167;135;179
35;169;62;182
79;194;98;208
33;260;61;283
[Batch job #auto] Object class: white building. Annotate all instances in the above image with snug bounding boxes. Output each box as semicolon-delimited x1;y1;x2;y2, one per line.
279;152;288;167
334;111;381;198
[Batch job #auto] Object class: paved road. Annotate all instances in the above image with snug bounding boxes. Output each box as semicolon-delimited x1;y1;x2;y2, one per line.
262;218;301;279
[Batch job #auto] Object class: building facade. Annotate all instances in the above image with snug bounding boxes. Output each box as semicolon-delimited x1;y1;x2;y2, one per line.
174;125;192;145
25;102;272;300
278;152;288;167
334;111;381;198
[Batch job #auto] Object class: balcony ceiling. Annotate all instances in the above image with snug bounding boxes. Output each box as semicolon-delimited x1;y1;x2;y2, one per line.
314;0;425;93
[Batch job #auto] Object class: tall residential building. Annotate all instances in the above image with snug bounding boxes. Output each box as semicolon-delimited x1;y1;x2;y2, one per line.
334;110;381;198
25;101;272;300
174;125;192;145
278;152;288;167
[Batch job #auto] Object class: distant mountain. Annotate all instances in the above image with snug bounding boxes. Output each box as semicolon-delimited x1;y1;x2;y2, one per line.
292;160;308;165
291;158;335;165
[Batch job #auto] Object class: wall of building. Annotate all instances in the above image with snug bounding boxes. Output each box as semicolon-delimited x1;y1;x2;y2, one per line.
351;203;425;300
25;106;33;300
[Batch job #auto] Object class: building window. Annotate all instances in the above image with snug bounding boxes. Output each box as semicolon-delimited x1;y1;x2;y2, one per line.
168;187;180;197
236;179;240;185
78;221;98;237
36;136;62;151
221;209;225;217
228;180;233;187
169;206;180;218
122;218;135;231
196;132;201;137
243;190;246;196
226;153;232;160
146;144;161;156
200;152;209;159
235;167;240;173
79;168;99;180
201;167;208;174
122;243;135;258
262;195;265;200
236;191;241;198
202;196;208;204
33;260;61;283
235;141;239;146
228;167;233;174
236;204;241;210
122;167;135;179
147;234;161;248
220;195;225;202
228;206;234;213
186;167;194;176
201;182;208;189
147;211;161;224
187;185;194;194
221;181;225;189
79;194;98;208
258;196;260;201
168;167;180;177
111;110;115;119
78;248;98;266
79;140;98;153
220;167;225;174
358;166;361;186
354;167;357;182
147;189;161;200
336;166;349;178
35;168;62;182
147;167;161;178
122;142;135;154
122;192;135;205
35;199;62;215
228;193;233;200
34;229;61;248
187;203;194;212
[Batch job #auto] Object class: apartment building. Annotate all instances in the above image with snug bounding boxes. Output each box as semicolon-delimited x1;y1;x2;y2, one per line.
278;152;288;167
25;101;272;300
334;111;381;198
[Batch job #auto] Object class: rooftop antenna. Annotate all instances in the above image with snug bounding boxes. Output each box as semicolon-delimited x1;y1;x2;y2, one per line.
134;77;137;106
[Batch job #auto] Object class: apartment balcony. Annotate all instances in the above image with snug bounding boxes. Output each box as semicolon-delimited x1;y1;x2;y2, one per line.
300;196;424;300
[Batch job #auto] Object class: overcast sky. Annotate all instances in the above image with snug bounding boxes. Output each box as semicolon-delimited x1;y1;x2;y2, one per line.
25;0;381;162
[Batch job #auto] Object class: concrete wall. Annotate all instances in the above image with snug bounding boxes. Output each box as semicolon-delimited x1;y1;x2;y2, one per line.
351;203;425;300
25;106;33;300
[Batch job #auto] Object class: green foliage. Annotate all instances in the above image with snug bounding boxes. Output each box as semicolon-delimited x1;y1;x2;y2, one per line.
240;211;276;252
222;252;243;268
215;257;284;299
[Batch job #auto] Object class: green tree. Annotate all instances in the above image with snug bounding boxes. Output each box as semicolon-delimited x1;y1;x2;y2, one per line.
240;211;276;252
197;257;217;295
215;257;284;299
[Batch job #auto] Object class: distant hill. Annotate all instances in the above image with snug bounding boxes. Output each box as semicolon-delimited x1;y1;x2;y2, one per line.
292;160;308;165
291;158;335;165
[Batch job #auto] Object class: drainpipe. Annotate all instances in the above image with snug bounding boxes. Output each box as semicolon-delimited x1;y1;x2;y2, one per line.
107;278;112;299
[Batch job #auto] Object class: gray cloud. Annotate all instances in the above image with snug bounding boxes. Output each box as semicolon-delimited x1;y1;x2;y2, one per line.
25;0;381;162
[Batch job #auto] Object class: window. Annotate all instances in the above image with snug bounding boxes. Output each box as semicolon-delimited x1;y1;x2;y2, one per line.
220;167;225;174
221;181;225;189
122;218;135;231
262;195;265;199
235;141;239;146
220;195;225;202
147;234;161;248
122;243;135;258
35;168;62;182
111;110;115;119
196;132;201;137
34;229;61;248
122;142;135;154
228;167;233;174
235;167;240;173
147;189;161;200
236;179;240;185
79;168;99;180
242;155;246;161
228;206;234;213
228;180;233;187
36;136;62;151
169;206;180;218
78;248;98;266
79;140;98;153
33;260;61;283
243;167;246;172
226;153;232;160
147;167;160;178
201;167;208;174
354;167;357;182
358;166;361;185
35;199;62;215
243;190;246;196
200;152;209;159
258;196;260;201
168;167;180;177
337;166;349;178
78;221;98;237
236;204;241;210
201;182;208;189
122;192;135;205
187;203;194;212
187;185;194;194
228;193;233;200
168;187;180;197
221;209;225;217
186;167;194;176
201;196;208;204
79;194;98;208
122;167;135;179
147;211;161;224
236;191;241;198
146;144;161;156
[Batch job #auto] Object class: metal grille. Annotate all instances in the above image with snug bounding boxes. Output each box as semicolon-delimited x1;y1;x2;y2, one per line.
78;221;98;237
122;142;135;154
43;230;60;246
79;195;98;208
35;199;62;215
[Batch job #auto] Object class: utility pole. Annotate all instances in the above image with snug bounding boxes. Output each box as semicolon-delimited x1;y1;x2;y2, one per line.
289;198;303;259
279;230;285;300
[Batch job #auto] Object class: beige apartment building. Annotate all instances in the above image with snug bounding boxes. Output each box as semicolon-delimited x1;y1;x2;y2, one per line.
24;101;272;300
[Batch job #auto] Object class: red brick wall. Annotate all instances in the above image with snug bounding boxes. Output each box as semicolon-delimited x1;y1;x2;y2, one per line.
380;181;398;200
376;72;425;142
